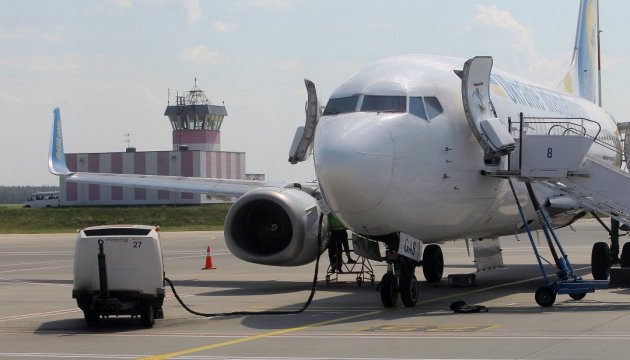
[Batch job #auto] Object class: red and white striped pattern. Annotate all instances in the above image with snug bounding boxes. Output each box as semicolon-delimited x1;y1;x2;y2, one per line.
61;150;246;205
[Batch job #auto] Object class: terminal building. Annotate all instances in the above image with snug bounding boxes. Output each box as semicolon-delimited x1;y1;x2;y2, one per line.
60;83;264;206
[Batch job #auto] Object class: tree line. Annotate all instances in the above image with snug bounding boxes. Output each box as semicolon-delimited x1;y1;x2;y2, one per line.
0;186;59;204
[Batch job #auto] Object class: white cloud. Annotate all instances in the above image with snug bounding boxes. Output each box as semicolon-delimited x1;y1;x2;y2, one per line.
0;54;82;74
213;21;238;33
466;5;569;85
0;27;62;43
602;55;630;71
471;5;535;54
180;0;202;23
181;46;219;64
273;59;303;72
113;0;133;8
239;0;294;10
0;91;21;104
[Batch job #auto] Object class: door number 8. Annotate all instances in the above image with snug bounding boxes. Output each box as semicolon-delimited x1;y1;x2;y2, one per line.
547;147;553;158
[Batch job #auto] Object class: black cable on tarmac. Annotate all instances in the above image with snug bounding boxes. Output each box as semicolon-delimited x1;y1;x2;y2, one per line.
164;214;324;317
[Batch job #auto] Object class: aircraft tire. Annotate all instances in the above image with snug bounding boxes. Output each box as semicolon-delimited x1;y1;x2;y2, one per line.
400;272;418;307
379;272;398;307
422;244;443;282
535;286;556;307
591;242;612;280
620;242;630;268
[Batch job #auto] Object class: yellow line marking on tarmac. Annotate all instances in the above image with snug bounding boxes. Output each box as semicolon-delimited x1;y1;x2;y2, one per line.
141;265;591;359
138;310;383;360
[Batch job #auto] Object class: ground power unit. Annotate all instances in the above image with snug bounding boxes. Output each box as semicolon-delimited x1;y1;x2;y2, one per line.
72;225;165;327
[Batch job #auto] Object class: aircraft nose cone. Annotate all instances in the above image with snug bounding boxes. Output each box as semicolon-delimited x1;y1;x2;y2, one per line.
314;115;394;214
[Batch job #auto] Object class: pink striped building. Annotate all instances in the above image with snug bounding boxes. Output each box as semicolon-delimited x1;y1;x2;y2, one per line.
59;82;264;206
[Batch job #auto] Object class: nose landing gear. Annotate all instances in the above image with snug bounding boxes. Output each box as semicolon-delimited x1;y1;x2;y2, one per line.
378;241;444;308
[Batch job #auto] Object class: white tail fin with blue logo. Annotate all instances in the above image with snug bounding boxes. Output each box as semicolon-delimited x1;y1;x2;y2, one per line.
48;107;72;176
558;0;599;104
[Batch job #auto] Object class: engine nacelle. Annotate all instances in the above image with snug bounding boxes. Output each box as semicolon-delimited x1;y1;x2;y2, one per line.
224;187;328;266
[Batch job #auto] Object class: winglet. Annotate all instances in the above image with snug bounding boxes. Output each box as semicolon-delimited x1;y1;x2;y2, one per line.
48;107;72;176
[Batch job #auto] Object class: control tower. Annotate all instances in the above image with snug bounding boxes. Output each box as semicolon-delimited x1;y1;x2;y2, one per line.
164;81;227;151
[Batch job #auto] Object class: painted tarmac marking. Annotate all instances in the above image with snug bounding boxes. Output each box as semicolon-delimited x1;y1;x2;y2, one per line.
138;310;383;360
141;264;597;359
361;323;499;332
0;265;71;274
0;308;80;322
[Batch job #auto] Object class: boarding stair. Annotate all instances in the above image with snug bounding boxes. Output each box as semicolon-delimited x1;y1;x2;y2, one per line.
485;115;630;227
461;56;630;306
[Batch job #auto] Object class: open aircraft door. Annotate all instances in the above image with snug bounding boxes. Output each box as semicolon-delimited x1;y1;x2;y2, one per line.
289;79;321;164
461;56;515;158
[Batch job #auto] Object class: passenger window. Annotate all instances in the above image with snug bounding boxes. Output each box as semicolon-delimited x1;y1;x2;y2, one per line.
323;95;360;115
425;97;443;119
360;95;406;113
409;97;427;120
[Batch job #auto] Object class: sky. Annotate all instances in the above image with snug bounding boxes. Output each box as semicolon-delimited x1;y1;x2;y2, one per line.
1;0;629;186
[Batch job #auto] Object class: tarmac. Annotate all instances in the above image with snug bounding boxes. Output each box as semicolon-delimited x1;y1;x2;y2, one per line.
2;219;630;359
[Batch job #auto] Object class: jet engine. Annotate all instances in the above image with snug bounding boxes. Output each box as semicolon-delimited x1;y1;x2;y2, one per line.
224;187;328;266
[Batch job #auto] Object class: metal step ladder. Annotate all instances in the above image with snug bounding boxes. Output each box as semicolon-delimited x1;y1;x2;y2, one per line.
485;113;630;226
460;56;629;306
507;177;609;307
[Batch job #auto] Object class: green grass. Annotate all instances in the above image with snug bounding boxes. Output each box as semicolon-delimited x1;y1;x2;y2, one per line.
0;204;230;233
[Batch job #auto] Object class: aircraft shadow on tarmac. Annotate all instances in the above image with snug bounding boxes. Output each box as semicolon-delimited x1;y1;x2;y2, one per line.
32;262;630;333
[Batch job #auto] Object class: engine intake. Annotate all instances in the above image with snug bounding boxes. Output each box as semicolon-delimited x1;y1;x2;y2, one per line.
224;187;327;266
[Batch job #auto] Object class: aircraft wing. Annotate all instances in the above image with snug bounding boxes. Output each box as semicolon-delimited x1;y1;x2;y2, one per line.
48;108;274;198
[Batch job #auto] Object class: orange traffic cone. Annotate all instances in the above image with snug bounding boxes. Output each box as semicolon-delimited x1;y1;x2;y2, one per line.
202;246;216;270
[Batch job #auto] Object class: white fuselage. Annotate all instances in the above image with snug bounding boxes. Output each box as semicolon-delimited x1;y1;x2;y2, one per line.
314;55;620;242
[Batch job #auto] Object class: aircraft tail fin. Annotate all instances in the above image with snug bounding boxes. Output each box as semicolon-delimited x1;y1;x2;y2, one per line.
558;0;599;104
48;108;72;176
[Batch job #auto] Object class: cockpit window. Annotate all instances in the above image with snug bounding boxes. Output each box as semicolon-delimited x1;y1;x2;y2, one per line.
360;95;406;113
410;96;443;120
425;96;443;119
409;97;428;120
323;95;359;115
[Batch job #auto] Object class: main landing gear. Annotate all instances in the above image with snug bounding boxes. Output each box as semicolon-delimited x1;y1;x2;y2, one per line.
590;215;630;280
379;241;444;308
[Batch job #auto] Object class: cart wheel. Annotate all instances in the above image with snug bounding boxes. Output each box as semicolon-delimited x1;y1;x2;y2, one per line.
325;275;330;286
370;274;375;285
380;272;398;307
569;292;587;301
140;303;155;328
535;286;557;307
356;277;363;287
84;309;99;328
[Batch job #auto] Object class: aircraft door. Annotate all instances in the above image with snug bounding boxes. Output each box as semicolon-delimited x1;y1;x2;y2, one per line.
289;79;321;164
461;57;515;159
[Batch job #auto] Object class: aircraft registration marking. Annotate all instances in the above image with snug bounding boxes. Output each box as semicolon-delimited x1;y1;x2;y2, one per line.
360;324;500;333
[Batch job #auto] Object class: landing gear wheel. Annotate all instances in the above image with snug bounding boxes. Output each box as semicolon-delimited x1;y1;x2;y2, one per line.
591;242;612;280
569;292;587;301
535;286;557;307
140;303;155;328
400;272;419;307
379;272;398;307
84;309;99;328
620;242;630;268
422;244;444;282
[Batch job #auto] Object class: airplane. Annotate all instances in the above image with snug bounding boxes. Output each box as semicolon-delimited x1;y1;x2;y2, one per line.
49;0;630;308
